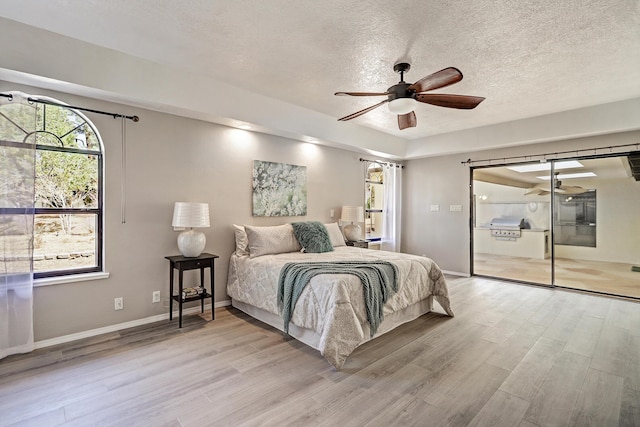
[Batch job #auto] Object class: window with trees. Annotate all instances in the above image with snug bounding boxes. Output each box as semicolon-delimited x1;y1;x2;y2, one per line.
0;97;103;278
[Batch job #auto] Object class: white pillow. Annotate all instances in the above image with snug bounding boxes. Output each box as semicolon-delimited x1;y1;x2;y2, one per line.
324;222;346;247
244;224;302;258
233;224;249;256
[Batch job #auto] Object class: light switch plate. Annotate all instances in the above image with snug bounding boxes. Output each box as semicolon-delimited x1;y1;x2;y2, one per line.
430;205;440;212
450;204;462;212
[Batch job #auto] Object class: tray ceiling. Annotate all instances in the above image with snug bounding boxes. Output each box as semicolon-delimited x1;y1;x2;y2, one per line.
0;0;638;157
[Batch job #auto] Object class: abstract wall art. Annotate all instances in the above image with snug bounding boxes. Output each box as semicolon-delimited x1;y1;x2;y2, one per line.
252;160;307;217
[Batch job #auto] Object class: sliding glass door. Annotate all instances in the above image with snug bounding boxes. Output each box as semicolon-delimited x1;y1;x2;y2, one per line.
472;164;552;285
472;154;640;299
552;156;640;298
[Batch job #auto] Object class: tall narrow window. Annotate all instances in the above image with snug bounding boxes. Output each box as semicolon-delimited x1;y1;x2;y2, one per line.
0;96;104;278
365;162;384;248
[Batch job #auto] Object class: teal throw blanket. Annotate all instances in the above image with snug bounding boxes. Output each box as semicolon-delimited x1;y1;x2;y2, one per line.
277;261;399;337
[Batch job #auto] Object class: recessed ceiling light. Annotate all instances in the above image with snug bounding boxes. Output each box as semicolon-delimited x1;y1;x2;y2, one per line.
238;124;252;130
507;160;583;173
537;172;597;180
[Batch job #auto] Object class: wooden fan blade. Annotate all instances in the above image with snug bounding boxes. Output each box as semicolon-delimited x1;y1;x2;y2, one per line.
335;91;390;96
398;111;417;130
415;93;485;109
559;186;587;194
525;186;550;196
408;67;463;93
338;99;389;121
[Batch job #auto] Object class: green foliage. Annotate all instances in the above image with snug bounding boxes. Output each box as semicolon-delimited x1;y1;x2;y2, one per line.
0;102;37;143
35;150;97;209
0;102;37;209
1;101;101;234
33;106;99;234
35;104;100;150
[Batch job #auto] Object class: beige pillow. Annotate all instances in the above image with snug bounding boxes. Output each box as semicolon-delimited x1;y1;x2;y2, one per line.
324;222;346;247
245;224;302;258
233;224;249;256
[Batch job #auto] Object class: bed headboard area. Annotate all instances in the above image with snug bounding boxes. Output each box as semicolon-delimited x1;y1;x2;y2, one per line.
232;222;346;258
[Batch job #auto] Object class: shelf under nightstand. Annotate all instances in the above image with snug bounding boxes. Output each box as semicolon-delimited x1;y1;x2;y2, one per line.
165;253;219;328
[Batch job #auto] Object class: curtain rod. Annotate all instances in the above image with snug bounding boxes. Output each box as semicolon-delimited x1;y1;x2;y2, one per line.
359;157;404;168
0;93;140;122
461;141;640;166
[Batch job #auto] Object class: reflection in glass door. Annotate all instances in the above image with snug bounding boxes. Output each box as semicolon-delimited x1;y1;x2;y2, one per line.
472;164;552;286
472;154;640;299
553;156;640;299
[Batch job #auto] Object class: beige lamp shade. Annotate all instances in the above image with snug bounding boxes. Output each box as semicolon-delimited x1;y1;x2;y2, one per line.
172;202;210;257
172;202;210;228
340;205;364;223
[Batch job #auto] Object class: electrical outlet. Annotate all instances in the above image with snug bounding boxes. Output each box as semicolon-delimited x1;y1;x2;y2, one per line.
152;291;161;303
114;297;123;310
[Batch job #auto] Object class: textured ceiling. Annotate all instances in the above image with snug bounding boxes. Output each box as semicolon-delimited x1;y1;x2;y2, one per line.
0;0;639;141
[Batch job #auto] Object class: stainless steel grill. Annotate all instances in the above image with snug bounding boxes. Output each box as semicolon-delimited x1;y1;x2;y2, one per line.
490;217;525;240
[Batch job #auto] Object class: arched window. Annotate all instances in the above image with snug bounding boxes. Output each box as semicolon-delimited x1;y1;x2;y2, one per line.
0;95;104;278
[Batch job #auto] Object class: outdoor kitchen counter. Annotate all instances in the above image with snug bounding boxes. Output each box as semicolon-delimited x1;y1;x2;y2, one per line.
474;228;550;259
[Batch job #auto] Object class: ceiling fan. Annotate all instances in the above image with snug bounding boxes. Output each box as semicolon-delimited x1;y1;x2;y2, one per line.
525;173;587;196
335;62;485;130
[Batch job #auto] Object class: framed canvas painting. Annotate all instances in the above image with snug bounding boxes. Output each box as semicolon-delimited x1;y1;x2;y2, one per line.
252;160;307;217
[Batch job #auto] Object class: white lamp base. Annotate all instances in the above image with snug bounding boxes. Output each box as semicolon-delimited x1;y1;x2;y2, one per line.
177;229;206;257
343;223;362;242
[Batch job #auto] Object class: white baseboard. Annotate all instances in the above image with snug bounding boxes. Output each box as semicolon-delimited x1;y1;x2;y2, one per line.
34;299;232;349
442;270;470;277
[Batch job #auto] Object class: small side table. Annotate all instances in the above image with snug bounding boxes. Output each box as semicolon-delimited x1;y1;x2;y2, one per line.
165;253;219;328
346;240;369;249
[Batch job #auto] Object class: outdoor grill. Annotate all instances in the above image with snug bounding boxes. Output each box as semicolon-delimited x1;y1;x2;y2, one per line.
490;217;525;240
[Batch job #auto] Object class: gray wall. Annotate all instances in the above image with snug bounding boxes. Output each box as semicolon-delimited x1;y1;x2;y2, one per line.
403;153;472;273
4;78;638;342
1;81;367;341
402;130;640;274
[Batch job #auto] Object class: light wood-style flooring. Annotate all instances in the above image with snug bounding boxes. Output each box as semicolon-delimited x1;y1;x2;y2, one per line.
474;253;640;299
1;277;639;426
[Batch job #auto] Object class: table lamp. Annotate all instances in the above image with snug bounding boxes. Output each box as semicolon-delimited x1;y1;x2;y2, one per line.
172;202;210;257
341;205;364;241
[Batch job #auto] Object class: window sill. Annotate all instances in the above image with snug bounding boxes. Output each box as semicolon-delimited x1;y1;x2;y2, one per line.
34;272;110;287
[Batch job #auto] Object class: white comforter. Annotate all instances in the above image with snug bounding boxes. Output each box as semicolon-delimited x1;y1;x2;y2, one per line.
227;247;453;368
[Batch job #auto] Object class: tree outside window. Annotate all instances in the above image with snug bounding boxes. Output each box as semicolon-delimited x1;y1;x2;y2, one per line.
0;97;103;277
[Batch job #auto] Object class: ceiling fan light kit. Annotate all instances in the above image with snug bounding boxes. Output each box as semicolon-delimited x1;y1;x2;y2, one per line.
335;62;485;130
388;98;415;114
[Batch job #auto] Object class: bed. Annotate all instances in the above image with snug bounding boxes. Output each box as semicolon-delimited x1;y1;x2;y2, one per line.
226;222;454;369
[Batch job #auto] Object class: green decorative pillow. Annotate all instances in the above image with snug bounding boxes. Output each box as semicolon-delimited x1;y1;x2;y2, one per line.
292;221;334;253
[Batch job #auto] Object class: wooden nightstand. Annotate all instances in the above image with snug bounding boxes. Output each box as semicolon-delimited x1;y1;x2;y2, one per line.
165;253;219;328
346;240;369;249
